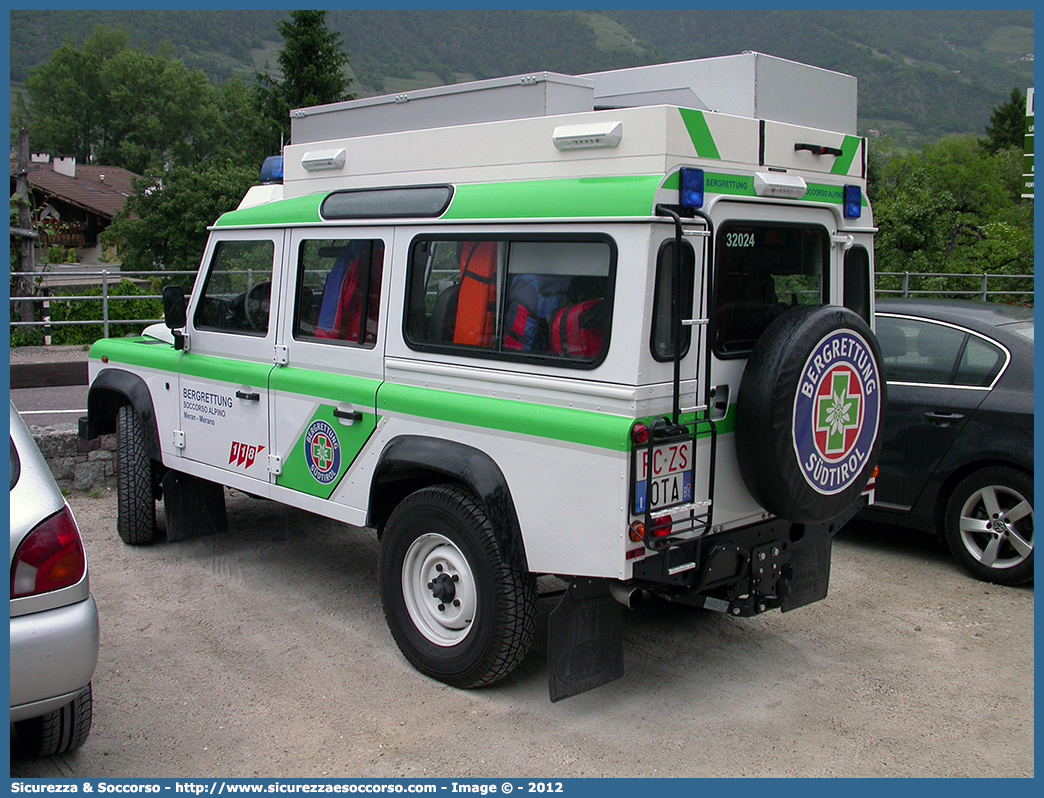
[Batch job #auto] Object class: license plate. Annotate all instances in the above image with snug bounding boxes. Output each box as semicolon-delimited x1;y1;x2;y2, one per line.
633;440;694;514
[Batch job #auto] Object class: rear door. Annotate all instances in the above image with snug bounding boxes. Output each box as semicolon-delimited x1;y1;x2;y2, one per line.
873;313;1003;509
268;229;388;506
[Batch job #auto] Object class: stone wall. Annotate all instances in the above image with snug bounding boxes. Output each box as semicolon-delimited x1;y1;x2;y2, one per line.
31;427;117;493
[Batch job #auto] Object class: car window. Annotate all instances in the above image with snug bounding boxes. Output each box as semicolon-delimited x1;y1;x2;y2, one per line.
650;240;696;361
955;335;1005;387
405;236;614;366
843;246;871;325
877;315;1004;387
714;222;829;355
293;238;385;347
194;239;276;335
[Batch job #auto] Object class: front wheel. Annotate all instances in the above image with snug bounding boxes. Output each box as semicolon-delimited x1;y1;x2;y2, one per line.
116;404;156;545
943;467;1034;586
379;485;536;688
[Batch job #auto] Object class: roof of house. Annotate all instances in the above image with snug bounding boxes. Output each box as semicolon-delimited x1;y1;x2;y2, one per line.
10;160;138;220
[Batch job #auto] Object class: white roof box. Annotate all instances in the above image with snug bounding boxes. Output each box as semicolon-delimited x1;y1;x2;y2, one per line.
291;72;595;144
289;52;858;146
581;52;857;135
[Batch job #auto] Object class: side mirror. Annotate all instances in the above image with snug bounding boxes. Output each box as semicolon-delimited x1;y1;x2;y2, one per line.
162;285;187;351
162;285;187;329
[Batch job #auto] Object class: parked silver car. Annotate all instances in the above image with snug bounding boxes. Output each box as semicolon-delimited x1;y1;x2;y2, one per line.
9;402;99;756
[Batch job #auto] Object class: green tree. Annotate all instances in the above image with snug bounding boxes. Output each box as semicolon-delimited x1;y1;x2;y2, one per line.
16;25;262;174
873;135;1033;284
981;88;1027;155
255;10;356;154
102;161;258;272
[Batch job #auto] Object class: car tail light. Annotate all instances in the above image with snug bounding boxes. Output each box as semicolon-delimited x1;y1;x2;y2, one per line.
11;506;86;599
628;514;673;542
631;422;650;446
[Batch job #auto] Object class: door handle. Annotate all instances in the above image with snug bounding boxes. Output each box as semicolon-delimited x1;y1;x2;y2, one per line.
334;407;364;423
924;411;964;427
235;390;260;402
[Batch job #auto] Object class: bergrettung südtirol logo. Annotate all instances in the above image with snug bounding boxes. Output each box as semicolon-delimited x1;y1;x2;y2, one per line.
793;330;881;495
305;419;341;485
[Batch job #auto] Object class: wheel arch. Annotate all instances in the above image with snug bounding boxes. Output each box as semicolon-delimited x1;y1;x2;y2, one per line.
83;368;162;461
368;436;529;567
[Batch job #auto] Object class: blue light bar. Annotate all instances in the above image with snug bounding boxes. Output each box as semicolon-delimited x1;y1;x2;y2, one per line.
260;155;284;185
843;184;862;219
679;167;704;209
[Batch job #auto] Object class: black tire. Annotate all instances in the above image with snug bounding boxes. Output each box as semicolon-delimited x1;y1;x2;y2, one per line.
379;485;537;688
943;467;1034;586
735;305;885;524
14;684;92;757
116;404;156;545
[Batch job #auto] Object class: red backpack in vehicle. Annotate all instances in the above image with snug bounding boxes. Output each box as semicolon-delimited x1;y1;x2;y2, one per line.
549;299;606;358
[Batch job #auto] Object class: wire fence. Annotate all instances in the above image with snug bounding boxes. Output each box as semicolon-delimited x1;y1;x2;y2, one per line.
8;267;1035;345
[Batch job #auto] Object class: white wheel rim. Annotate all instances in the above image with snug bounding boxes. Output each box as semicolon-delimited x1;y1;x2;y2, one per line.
958;484;1034;570
401;533;477;646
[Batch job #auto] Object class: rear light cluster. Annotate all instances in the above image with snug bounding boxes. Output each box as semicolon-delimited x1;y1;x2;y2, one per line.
629;515;673;543
11;506;86;599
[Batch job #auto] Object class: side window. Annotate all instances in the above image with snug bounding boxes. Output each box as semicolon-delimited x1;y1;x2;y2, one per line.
714;223;828;355
405;236;614;366
650;240;696;361
294;239;384;347
843;246;871;325
876;316;966;385
194;240;275;335
955;335;1004;387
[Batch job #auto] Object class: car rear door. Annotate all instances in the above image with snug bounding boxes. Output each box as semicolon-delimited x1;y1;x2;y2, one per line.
268;229;388;509
873;313;1004;510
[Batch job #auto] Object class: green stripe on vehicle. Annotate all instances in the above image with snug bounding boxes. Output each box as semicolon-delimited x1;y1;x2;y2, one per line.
215;193;325;227
378;383;635;452
89;337;182;372
830;135;862;176
179;353;272;386
271;366;382;405
443;175;664;220
678;108;722;160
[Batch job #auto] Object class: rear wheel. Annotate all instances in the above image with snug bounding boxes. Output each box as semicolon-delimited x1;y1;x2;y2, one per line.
379;485;536;688
116;404;156;545
14;685;93;757
944;467;1034;586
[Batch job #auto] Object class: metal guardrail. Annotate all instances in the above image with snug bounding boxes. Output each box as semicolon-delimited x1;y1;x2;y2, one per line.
8;268;1034;342
9;269;197;339
875;271;1034;302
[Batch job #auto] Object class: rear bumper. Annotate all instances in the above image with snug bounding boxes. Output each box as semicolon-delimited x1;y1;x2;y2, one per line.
9;596;99;722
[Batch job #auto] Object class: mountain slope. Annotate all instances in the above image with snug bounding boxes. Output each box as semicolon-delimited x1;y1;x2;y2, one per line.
9;9;1034;149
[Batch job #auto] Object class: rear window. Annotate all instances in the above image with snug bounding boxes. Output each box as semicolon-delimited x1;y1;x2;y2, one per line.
714;222;829;356
405;235;615;367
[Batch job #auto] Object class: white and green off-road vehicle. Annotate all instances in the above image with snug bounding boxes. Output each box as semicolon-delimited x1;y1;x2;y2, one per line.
81;53;883;700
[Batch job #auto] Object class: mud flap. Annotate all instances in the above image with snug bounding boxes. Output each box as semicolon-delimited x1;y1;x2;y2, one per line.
547;578;623;702
163;472;228;542
780;538;831;612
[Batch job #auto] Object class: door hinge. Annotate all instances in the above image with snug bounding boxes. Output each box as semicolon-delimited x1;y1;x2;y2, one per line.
273;344;289;365
268;454;283;475
173;429;185;449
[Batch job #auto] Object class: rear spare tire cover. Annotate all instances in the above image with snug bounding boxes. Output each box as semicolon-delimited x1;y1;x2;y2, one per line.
735;305;884;524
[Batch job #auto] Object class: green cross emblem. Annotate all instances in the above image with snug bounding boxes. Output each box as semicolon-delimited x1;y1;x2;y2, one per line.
312;435;333;470
816;371;861;455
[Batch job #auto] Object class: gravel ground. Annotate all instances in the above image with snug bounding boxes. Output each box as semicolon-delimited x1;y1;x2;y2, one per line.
10;488;1034;779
